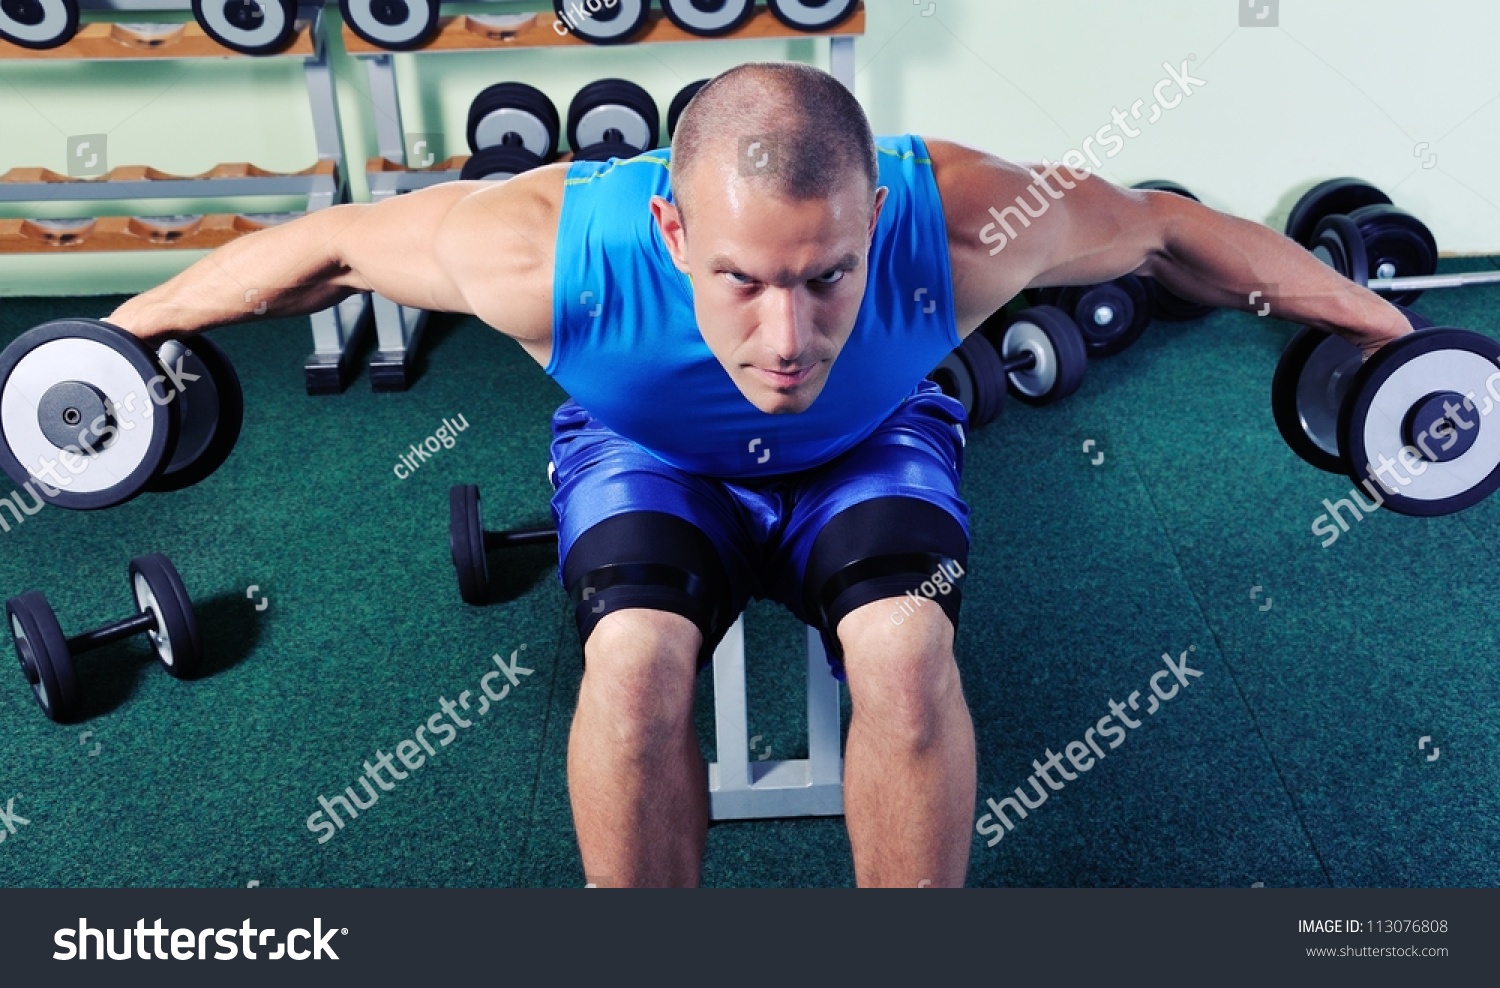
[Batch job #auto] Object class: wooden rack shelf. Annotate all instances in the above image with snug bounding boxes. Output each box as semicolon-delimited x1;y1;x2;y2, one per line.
0;158;339;208
0;17;317;60
0;210;300;253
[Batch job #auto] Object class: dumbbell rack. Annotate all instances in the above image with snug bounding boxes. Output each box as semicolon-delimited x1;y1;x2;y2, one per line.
342;1;864;391
0;0;371;396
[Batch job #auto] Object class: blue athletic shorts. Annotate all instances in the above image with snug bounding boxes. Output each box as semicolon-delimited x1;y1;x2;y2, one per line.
548;381;971;672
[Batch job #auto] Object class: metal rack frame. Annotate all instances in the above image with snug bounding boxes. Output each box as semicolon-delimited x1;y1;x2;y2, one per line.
0;0;371;395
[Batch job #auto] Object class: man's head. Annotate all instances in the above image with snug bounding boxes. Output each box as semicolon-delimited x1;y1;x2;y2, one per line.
651;62;887;414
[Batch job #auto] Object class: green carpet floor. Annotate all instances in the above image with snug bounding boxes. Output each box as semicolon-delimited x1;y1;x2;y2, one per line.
1;267;1498;888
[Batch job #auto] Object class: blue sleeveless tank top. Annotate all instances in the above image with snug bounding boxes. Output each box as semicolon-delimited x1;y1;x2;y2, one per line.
548;134;958;479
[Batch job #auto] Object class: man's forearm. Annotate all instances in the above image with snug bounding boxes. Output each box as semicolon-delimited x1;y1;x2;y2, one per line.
107;204;366;340
1144;200;1411;355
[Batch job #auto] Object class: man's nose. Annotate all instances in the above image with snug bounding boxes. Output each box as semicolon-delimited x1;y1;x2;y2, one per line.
760;290;811;363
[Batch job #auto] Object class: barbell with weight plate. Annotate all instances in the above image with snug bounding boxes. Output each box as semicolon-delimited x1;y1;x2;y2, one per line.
1284;177;1393;250
7;553;202;722
1290;178;1500;308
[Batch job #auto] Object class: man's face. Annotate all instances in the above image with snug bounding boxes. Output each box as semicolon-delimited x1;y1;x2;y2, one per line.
653;166;887;414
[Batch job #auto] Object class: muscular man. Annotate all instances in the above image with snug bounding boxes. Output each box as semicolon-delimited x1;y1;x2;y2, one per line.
109;62;1410;887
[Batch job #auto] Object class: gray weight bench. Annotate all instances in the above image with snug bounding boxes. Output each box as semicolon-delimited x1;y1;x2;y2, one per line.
707;614;844;820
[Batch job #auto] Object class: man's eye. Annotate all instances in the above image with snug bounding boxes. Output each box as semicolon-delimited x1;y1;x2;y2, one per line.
812;270;845;286
725;272;754;286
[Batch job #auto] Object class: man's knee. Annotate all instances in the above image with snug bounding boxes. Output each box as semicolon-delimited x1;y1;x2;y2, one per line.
580;609;702;745
838;599;961;748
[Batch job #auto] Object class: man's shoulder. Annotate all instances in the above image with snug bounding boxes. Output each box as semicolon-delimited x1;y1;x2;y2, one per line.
562;151;674;200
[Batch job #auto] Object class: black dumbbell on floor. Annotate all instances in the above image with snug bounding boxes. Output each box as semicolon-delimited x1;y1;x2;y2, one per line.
7;554;202;722
463;82;561;181
1284;177;1500;308
927;305;1089;429
1131;180;1217;322
1027;274;1153;357
450;484;558;605
0;319;243;509
567;79;661;162
1271;305;1500;517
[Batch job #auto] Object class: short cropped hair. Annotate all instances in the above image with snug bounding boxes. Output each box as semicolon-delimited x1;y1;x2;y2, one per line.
670;62;879;224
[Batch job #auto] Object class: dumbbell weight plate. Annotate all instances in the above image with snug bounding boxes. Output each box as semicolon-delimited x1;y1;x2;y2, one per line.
1284;177;1391;249
1271;304;1433;474
995;305;1088;406
145;337;243;494
0;0;78;49
0;319;178;510
552;0;650;44
666;79;708;140
1348;204;1438;308
7;591;78;722
1132;181;1216;322
1340;328;1500;517
766;0;858;31
450;484;490;606
929;333;1006;430
1057;275;1151;357
129;554;202;678
660;0;754;36
461;146;548;181
567;79;660;157
1309;213;1370;286
1271;328;1363;474
466;82;560;159
339;0;440;51
191;0;298;56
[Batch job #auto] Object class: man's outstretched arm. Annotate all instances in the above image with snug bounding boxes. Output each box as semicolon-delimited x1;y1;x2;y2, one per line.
930;140;1412;357
106;167;563;361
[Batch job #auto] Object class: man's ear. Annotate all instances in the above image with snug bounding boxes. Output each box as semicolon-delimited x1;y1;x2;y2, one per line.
868;185;890;241
651;195;691;273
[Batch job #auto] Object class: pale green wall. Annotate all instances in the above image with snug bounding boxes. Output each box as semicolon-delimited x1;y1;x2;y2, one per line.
2;0;1497;298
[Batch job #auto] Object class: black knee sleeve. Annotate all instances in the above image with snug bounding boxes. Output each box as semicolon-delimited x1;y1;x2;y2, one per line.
803;497;970;652
562;512;735;669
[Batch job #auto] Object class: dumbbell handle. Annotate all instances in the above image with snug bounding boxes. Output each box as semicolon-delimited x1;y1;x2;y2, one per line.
1368;269;1500;292
1002;350;1039;375
483;527;559;551
66;610;156;654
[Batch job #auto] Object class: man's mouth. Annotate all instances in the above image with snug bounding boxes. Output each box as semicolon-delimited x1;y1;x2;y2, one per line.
754;365;815;389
